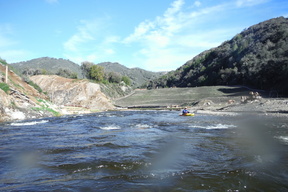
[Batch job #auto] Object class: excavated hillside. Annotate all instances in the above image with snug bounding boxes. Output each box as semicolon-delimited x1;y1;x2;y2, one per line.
0;64;55;121
30;75;115;111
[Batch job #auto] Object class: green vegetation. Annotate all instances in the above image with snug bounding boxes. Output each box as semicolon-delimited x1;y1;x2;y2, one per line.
148;17;288;95
33;99;61;116
0;83;10;93
27;80;43;93
121;76;131;86
81;61;133;86
97;62;164;88
0;58;8;65
56;68;78;79
90;65;105;82
32;106;60;116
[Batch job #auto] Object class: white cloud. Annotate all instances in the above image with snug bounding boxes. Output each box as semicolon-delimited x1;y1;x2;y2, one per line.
123;0;185;45
123;20;155;43
236;0;268;7
194;1;201;7
63;20;96;52
63;19;118;63
121;0;231;71
64;0;271;71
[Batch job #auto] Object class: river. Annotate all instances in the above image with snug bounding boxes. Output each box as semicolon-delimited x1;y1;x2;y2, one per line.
1;111;288;191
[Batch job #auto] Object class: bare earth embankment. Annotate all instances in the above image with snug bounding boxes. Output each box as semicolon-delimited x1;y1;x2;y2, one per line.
114;86;288;116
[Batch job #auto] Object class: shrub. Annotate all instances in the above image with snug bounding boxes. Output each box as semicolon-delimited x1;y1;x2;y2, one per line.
0;83;10;93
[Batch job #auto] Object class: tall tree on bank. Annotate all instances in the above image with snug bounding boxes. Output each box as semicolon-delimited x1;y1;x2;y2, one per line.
89;65;105;82
81;61;94;79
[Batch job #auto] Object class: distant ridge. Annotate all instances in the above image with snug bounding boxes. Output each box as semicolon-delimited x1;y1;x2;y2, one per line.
97;62;165;87
11;57;84;78
10;57;163;88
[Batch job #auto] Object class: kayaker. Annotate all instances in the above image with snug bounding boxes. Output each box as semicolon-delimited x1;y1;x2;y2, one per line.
182;107;190;115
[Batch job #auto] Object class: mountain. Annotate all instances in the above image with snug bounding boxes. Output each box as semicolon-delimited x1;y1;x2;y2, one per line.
97;62;166;88
10;57;163;88
11;57;84;79
147;17;288;95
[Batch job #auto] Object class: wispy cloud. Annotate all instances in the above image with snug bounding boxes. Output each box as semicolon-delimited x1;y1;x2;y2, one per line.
64;0;270;70
236;0;268;7
120;0;269;71
121;0;231;70
63;18;119;64
45;0;58;4
64;20;95;52
123;0;185;44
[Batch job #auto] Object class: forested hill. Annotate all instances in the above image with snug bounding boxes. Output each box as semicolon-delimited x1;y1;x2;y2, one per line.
147;17;288;95
97;62;165;88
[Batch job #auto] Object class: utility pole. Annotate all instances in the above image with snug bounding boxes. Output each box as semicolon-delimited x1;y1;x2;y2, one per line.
5;65;8;83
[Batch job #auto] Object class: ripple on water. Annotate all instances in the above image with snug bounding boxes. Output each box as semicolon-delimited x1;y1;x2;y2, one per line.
1;111;288;192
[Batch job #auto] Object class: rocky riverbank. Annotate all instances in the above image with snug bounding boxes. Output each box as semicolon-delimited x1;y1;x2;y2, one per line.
188;97;288;117
1;66;287;122
115;87;288;117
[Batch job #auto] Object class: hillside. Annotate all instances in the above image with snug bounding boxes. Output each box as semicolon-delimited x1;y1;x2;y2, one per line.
30;75;115;111
11;57;84;79
114;86;252;108
0;61;60;121
97;62;165;88
148;17;288;96
0;58;129;121
10;58;163;88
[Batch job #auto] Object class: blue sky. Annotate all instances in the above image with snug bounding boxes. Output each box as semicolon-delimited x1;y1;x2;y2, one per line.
1;0;287;71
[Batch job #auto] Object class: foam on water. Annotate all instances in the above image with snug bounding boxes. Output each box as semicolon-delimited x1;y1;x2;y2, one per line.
276;136;288;144
189;123;236;130
10;120;49;126
135;124;152;129
100;125;121;130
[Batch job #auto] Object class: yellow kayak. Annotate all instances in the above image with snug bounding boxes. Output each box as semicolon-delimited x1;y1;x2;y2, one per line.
180;113;195;116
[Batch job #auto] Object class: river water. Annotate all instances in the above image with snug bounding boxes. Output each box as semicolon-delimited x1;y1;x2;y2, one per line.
1;111;288;192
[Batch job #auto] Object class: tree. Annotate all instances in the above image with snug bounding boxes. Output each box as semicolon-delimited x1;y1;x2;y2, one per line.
56;68;78;79
107;72;122;83
0;57;8;65
81;61;94;79
90;65;104;82
121;76;131;86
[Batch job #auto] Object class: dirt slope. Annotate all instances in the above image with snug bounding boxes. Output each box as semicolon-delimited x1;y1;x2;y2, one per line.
0;64;54;121
30;75;115;111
